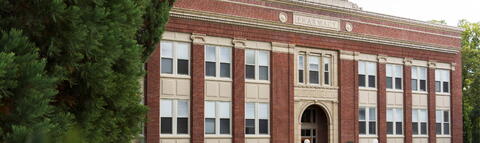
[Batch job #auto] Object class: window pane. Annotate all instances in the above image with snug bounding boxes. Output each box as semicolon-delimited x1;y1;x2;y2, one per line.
412;123;419;135
387;122;393;134
177;100;188;117
205;118;216;134
369;108;376;121
259;66;269;80
436;123;442;134
309;71;319;84
420;80;427;91
412;110;418;122
258;103;269;119
177;118;188;134
177;59;189;75
444;123;450;135
369;121;376;134
218;102;230;118
309;56;320;70
205;101;216;118
161;41;173;57
358;62;366;74
420;110;427;122
161;58;173;74
299;70;304;83
435;70;441;81
220;47;231;63
246;50;256;65
396;109;403;121
387;109;394;122
206;46;216;62
359;121;366;134
368;75;376;88
177;43;189;59
298;55;304;70
324;72;330;85
443;82;449;93
220;63;230;78
205;62;216;77
245;119;255;134
419;67;427;80
395;77;402;89
395;65;403;77
412;67;418;79
259;119;269;134
421;123;428;135
161;117;173;134
386;64;393;77
220;119;230;134
442;70;450;82
245;103;255;119
160;100;172;117
323;57;330;72
396;122;403;135
436;110;442;123
412;79;418;91
435;81;441;92
246;65;255;79
359;75;366;87
359;108;366;120
444;111;449;122
258;51;269;66
367;62;376;75
386;77;393;89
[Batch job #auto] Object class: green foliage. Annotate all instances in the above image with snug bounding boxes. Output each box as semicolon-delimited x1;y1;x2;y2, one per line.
0;0;174;142
460;20;480;143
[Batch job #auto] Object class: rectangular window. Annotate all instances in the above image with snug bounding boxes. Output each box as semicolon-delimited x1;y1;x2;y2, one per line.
205;46;216;77
160;99;189;135
161;41;190;75
359;107;377;135
387;108;403;135
245;102;269;135
358;61;376;88
436;110;450;135
412;109;428;135
324;57;331;85
205;101;231;135
220;47;232;78
309;56;320;84
386;64;403;90
205;46;232;78
435;69;450;94
246;50;269;81
298;55;305;83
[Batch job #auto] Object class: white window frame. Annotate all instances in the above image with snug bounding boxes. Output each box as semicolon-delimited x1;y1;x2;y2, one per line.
435;69;450;94
359;107;377;136
323;56;332;86
245;49;270;81
436;110;451;136
358;61;377;89
204;101;232;136
387;108;403;136
386;64;403;90
297;53;305;84
160;41;191;76
245;102;270;136
412;66;428;93
412;109;428;136
205;45;232;79
308;55;321;85
296;52;332;86
160;99;190;136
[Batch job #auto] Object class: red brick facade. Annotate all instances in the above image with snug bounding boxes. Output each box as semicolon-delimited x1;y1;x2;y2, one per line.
145;0;462;143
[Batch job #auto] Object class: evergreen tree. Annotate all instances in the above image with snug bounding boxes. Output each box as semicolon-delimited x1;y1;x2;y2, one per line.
0;0;174;142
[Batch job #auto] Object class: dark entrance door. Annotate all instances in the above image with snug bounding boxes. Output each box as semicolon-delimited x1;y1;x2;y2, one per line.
300;105;328;143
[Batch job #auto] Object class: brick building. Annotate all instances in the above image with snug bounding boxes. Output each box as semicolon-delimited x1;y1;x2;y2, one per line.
143;0;463;143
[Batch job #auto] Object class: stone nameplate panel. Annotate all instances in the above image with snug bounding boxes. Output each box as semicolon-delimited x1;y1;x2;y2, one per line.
293;13;341;31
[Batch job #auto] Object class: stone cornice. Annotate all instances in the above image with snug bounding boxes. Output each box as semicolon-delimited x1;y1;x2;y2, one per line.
171;8;459;54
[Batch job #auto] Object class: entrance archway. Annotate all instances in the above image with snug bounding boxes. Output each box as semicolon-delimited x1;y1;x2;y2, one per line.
300;105;329;143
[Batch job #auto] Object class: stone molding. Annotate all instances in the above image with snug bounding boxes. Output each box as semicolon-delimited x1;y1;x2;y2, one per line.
428;61;437;69
377;54;388;63
272;42;294;54
191;33;206;45
232;38;247;49
404;58;413;66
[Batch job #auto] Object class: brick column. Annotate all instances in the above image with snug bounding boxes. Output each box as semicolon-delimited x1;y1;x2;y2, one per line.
146;44;161;143
339;51;358;143
427;62;436;143
191;34;206;143
270;43;295;143
377;57;387;143
403;60;413;143
451;58;463;143
232;39;246;143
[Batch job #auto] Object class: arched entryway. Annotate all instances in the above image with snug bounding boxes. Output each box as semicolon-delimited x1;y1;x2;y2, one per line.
300;105;329;143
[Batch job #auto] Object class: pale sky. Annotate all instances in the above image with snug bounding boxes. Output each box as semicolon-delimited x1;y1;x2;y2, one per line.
349;0;480;26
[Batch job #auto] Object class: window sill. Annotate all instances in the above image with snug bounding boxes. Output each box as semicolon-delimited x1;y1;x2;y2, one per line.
436;93;451;96
245;135;271;138
205;77;232;82
359;135;378;138
246;79;270;84
359;87;377;91
436;135;451;138
412;135;429;138
204;135;233;138
386;89;404;93
386;135;404;138
295;84;339;89
412;91;428;94
160;74;191;79
159;135;190;139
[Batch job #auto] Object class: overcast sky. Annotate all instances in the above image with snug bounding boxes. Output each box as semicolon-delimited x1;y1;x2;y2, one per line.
349;0;480;26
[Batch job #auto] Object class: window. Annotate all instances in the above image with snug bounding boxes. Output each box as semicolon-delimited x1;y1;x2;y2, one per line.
324;57;331;85
205;45;232;78
386;64;403;90
161;41;190;75
387;108;403;135
359;107;376;135
412;109;428;135
160;99;189;135
205;101;231;135
309;56;320;84
436;110;450;135
435;69;450;93
245;103;269;135
412;66;427;92
245;50;269;81
298;54;305;83
358;61;376;88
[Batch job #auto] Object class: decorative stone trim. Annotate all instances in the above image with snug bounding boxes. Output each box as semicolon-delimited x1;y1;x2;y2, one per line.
272;42;291;53
232;38;247;49
163;31;192;42
191;33;206;45
377;54;388;63
404;58;413;66
451;63;456;71
339;50;355;60
436;62;452;70
411;60;429;67
428;61;437;69
355;53;377;62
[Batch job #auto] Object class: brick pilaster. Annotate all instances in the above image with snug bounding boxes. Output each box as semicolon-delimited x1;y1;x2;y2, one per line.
377;61;387;143
451;57;463;143
191;34;206;143
339;51;358;143
427;66;436;143
232;40;246;143
403;64;413;143
146;45;161;143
